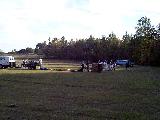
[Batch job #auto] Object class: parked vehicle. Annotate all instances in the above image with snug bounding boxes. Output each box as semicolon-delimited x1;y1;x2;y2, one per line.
116;59;134;67
0;56;16;68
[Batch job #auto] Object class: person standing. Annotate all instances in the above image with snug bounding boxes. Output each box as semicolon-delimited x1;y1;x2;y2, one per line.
39;58;43;69
107;60;111;71
112;61;116;71
86;60;90;72
125;60;129;70
78;61;85;72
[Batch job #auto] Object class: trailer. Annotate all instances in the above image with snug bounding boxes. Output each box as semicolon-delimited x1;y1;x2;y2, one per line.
0;56;16;68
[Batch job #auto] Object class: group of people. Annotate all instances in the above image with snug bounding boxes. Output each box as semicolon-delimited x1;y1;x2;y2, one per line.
21;59;43;69
98;60;116;71
78;60;117;72
78;61;90;72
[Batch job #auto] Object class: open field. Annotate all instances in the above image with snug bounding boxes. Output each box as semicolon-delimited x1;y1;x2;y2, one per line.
0;65;160;120
15;59;80;71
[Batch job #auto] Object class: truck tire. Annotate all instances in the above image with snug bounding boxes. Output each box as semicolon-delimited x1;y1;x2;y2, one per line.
0;64;3;69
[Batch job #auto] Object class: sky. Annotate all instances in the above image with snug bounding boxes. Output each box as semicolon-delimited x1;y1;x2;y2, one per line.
0;0;160;52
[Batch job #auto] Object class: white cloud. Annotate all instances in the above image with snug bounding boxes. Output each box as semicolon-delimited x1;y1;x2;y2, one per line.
0;0;160;52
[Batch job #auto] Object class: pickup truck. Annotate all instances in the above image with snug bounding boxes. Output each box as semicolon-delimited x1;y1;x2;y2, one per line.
116;60;134;67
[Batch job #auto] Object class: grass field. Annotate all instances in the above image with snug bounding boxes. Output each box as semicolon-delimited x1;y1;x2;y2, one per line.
0;64;160;120
15;59;80;71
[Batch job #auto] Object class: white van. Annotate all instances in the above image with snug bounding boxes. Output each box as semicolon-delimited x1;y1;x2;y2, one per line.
0;56;16;68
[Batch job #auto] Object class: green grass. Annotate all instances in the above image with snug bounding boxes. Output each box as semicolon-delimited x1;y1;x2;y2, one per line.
0;66;160;120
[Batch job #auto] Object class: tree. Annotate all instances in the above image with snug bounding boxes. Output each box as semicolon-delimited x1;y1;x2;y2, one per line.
135;16;155;65
106;32;120;60
25;47;34;53
35;41;47;55
32;17;159;66
17;47;34;54
149;23;160;66
120;32;132;59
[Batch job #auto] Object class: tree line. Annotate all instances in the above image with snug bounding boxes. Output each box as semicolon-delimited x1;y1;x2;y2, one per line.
7;17;160;66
